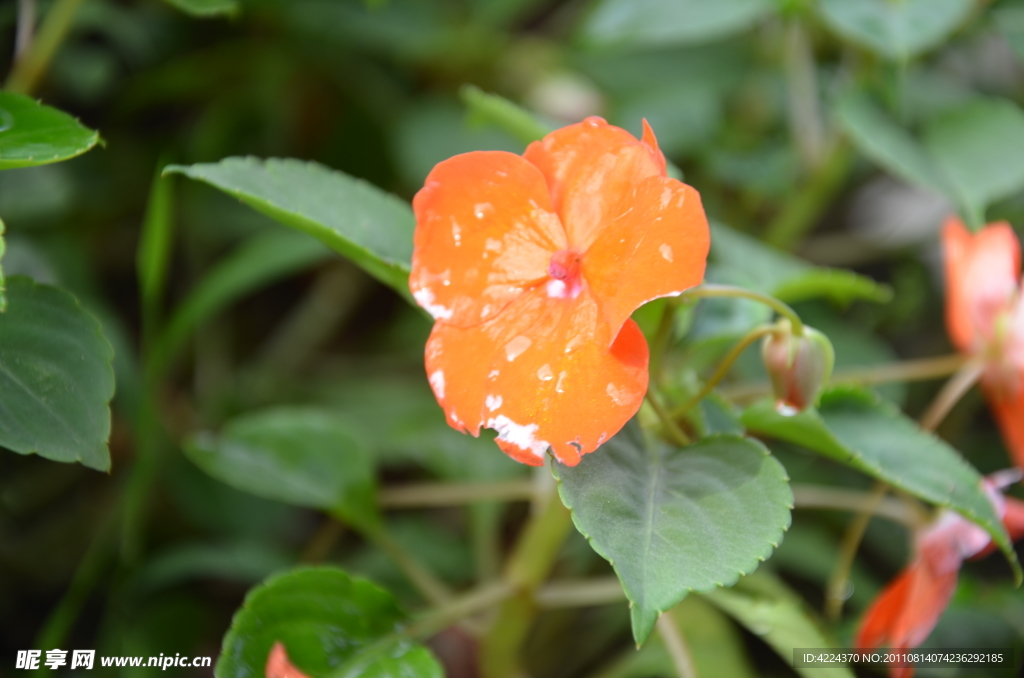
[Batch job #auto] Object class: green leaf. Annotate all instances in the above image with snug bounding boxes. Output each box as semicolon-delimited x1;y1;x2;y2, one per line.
741;387;1018;573
703;571;855;678
137;166;175;319
161;0;240;17
709;222;892;305
165;158;415;296
581;0;774;49
151;228;332;377
0;93;101;169
185;407;378;531
818;0;973;61
217;567;442;678
0;277;114;471
460;85;551;145
835;92;953;196
923;98;1024;221
553;423;793;645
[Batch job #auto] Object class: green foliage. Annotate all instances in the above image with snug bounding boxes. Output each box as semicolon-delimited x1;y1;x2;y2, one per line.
0;93;100;169
460;85;551;145
161;0;240;18
217;567;442;678
554;422;792;645
0;277;114;471
165;158;415;297
818;0;973;61
0;216;5;312
581;0;774;49
186;407;378;531
136;169;175;323
741;387;1017;571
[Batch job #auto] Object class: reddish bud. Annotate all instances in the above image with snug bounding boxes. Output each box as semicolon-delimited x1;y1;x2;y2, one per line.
761;322;834;412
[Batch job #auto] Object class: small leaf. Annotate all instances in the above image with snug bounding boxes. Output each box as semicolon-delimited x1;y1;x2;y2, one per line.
923;97;1024;220
818;0;973;61
217;567;442;678
0;93;100;169
0;277;114;471
553;423;792;645
151;228;332;377
703;571;855;678
161;0;239;17
185;408;378;531
835;92;954;196
741;387;1018;573
136;166;175;319
581;0;774;49
709;222;891;305
165;158;415;296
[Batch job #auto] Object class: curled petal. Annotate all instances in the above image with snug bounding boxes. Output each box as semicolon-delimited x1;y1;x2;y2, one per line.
941;217;1020;352
424;287;647;466
524;117;665;251
411;151;566;327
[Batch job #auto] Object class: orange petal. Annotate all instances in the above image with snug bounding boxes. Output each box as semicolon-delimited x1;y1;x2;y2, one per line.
583;177;709;340
523;117;665;252
265;643;312;678
985;384;1024;470
1002;497;1024;542
641;119;667;176
424;287;648;466
410;151;567;327
941;217;1020;352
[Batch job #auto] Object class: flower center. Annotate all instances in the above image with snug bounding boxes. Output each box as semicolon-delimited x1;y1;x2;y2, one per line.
546;249;583;299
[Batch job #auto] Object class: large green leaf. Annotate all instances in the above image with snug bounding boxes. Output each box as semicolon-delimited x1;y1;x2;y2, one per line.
835;92;953;196
581;0;774;49
554;423;792;645
217;567;442;678
161;0;239;17
0;93;101;170
709;222;892;305
0;277;114;471
151;228;332;377
923;98;1024;221
186;407;378;531
818;0;973;61
165;158;415;296
741;387;1017;570
703;571;855;678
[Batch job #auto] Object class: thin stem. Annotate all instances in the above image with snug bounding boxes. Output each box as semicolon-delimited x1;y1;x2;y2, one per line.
792;483;922;527
824;482;888;622
299;518;345;563
919;358;985;432
535;577;625;608
784;18;825;171
15;0;36;60
365;527;453;607
682;284;804;335
649;300;677;386
380;479;534;508
764;142;853;250
405;580;515;640
646;392;691;447
5;0;86;94
657;612;699;678
672;325;775;417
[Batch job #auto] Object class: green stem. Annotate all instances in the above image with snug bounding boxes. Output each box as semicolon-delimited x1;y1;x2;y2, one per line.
764;142;853;250
792;483;922;527
657;612;699;678
681;284;804;335
459;84;549;145
649;300;678;386
535;577;625;608
379;479;534;508
784;18;825;171
480;484;573;678
646;392;691;447
405;581;515;640
363;525;453;607
825;482;888;622
5;0;85;94
672;325;775;417
918;358;984;432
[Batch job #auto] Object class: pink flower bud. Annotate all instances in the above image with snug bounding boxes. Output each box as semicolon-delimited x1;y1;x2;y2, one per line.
761;322;834;412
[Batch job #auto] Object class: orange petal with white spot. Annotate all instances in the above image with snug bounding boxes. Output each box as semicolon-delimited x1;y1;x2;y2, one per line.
424;286;647;466
583;177;709;340
411;151;566;327
941;217;1020;352
523;117;665;251
265;643;312;678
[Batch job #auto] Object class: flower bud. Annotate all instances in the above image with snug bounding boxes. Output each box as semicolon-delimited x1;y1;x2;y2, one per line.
761;322;834;413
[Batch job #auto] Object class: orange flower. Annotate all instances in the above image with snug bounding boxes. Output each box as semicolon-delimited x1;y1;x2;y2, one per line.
856;473;1024;678
942;217;1024;468
409;117;709;466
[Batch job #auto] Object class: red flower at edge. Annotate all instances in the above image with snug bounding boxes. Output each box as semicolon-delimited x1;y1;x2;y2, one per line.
942;217;1024;469
409;117;710;466
855;472;1024;678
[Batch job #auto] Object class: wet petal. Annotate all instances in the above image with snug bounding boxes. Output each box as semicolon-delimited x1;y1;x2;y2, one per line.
523;117;665;251
424;287;647;466
942;217;1020;352
583;177;709;339
411;151;567;327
